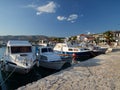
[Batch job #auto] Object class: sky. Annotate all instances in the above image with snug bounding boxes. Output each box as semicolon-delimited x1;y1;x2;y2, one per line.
0;0;120;37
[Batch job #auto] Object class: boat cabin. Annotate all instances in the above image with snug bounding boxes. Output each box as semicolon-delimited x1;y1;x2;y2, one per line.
6;40;32;55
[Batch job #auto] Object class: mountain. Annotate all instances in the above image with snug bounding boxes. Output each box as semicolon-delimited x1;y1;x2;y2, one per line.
0;35;49;41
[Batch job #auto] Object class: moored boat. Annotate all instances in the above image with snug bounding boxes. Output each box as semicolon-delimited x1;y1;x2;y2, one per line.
87;44;109;54
36;46;70;70
53;43;93;60
0;40;38;74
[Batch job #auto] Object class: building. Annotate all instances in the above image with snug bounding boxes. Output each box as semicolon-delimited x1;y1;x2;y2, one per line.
77;34;95;42
113;31;120;45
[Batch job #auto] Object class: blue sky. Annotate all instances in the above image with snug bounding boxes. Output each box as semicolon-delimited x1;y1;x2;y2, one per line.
0;0;120;37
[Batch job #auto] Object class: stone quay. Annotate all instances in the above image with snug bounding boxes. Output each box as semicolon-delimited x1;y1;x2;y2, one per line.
17;50;120;90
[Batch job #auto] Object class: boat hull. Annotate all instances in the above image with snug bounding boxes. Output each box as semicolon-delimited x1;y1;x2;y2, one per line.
1;60;37;74
39;60;66;70
56;51;94;61
99;47;108;54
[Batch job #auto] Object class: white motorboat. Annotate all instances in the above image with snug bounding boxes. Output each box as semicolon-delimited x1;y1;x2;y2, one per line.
87;44;110;54
36;46;69;70
0;40;38;74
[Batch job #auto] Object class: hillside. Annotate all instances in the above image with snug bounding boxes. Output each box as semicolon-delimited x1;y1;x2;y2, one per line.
0;35;49;41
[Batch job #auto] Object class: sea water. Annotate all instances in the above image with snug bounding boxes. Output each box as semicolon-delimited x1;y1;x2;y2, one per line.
0;47;58;90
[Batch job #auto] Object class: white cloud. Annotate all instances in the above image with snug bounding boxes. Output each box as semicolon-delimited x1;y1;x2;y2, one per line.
36;1;57;15
57;16;67;21
57;14;79;23
67;14;78;21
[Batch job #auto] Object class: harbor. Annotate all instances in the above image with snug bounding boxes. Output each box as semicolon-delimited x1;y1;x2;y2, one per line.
1;0;120;90
17;47;120;90
0;42;105;90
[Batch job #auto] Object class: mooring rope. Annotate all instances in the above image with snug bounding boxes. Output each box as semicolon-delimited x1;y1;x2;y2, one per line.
0;66;16;86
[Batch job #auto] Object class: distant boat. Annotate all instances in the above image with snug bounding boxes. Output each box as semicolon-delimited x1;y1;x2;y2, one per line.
53;43;93;60
36;46;70;70
87;43;109;54
0;40;38;74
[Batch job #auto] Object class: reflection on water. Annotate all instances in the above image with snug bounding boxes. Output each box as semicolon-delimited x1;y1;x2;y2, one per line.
0;66;58;90
1;68;40;90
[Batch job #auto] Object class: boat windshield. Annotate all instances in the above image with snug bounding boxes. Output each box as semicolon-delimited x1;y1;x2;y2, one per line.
48;48;53;52
11;46;32;54
41;48;53;53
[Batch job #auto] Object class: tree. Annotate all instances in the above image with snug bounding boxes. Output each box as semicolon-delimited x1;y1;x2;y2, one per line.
50;37;64;43
103;30;114;45
72;36;77;41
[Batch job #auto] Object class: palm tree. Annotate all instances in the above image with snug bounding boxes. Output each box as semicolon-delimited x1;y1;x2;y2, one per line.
103;30;114;45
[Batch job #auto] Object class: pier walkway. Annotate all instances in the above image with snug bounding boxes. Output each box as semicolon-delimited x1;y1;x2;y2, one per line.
17;50;120;90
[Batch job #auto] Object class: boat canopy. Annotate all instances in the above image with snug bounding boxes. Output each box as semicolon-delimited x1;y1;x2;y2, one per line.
7;40;32;47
